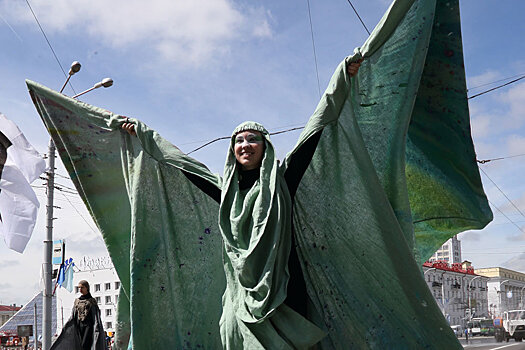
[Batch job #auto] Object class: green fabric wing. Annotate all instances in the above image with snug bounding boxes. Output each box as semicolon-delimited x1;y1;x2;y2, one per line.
27;81;226;349
288;0;491;348
406;0;493;261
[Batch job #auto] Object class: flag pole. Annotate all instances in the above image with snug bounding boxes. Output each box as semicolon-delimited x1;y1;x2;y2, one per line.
42;138;55;350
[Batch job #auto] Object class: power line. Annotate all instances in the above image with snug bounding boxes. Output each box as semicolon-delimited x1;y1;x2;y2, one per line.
478;153;525;164
468;75;525;100
479;167;525;219
468;72;525;92
487;199;525;235
60;193;98;233
306;0;321;98
25;0;76;94
345;0;370;35
187;126;304;155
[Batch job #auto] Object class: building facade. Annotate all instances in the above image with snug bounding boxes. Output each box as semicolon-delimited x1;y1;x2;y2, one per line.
423;261;488;326
0;292;57;339
56;256;121;336
428;235;462;264
0;305;21;327
475;267;525;317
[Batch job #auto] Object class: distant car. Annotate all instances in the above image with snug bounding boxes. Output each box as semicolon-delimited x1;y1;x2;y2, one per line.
450;325;462;337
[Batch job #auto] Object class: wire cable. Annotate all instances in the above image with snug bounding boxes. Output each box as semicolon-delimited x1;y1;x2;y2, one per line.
468;75;525;100
60;193;98;233
306;0;321;98
479;167;525;218
187;126;305;155
345;0;370;35
487;199;525;234
468;72;525;92
477;153;525;164
25;0;76;94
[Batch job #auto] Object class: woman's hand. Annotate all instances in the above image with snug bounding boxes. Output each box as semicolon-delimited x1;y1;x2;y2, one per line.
347;59;363;77
121;120;136;136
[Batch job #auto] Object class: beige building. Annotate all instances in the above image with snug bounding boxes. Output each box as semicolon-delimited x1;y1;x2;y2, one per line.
475;267;525;317
424;261;489;326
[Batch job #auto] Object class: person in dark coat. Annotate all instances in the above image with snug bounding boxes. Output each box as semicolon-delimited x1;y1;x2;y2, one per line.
51;280;106;350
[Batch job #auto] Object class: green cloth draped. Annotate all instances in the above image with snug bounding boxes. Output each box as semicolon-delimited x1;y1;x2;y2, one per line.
219;121;325;348
27;0;491;348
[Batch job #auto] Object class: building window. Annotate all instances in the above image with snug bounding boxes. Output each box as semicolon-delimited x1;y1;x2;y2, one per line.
106;309;112;316
105;283;111;291
115;282;120;290
105;296;111;304
96;297;101;304
106;322;112;329
95;284;101;292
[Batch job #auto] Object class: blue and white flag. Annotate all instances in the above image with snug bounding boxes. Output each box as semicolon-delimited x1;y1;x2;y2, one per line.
0;113;45;253
57;257;74;293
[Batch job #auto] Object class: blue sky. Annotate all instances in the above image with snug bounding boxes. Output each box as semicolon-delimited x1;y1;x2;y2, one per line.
0;0;524;305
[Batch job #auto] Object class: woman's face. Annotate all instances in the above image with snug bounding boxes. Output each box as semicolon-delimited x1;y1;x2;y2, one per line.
78;284;88;296
234;130;264;170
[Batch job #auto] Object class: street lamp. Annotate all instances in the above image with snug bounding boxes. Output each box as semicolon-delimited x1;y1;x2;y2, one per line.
424;267;436;276
468;276;481;320
498;280;510;316
423;267;446;316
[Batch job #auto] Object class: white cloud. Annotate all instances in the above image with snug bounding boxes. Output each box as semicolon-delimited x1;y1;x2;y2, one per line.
3;0;272;66
501;82;525;129
458;230;482;242
470;113;492;139
506;134;525;156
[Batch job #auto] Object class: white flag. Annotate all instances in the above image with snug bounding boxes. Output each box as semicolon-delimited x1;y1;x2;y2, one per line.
0;113;46;253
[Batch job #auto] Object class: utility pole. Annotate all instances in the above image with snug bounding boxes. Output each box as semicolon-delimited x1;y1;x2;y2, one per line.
42;139;55;350
33;302;38;350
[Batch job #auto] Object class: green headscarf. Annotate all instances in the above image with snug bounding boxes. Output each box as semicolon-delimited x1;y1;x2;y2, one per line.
218;121;324;347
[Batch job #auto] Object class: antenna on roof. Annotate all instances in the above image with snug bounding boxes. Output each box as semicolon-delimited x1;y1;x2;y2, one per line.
72;78;113;99
59;61;81;93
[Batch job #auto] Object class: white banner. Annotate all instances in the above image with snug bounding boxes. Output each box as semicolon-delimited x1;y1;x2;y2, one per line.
0;113;45;253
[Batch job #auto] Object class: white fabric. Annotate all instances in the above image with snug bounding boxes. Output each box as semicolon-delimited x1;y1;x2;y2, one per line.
0;113;46;253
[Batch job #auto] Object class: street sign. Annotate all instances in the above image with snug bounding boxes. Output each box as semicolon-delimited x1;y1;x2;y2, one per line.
17;325;33;337
52;240;65;265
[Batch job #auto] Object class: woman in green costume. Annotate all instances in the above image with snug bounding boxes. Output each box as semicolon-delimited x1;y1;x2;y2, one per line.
29;1;491;347
121;62;361;349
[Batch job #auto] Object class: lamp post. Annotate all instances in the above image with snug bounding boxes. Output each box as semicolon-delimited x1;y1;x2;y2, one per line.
468;276;481;320
424;267;436;276
441;271;447;317
423;267;446;316
520;286;525;309
498;280;510;316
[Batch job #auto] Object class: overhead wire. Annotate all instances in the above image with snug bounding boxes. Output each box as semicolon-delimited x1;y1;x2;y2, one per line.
477;153;525;164
479;167;525;219
59;193;98;234
468;72;525;92
187;126;304;155
25;0;76;94
306;0;321;98
345;0;370;35
468;75;525;99
487;199;525;235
